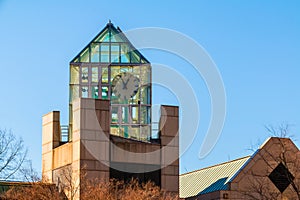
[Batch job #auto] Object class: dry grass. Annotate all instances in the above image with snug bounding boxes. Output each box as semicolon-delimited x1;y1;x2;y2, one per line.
1;178;178;200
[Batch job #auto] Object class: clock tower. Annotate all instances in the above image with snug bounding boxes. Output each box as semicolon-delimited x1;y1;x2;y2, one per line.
42;21;179;199
69;21;151;141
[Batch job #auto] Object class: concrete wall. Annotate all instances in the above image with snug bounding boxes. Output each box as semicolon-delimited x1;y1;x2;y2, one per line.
42;100;180;199
160;105;179;193
42;111;61;181
72;98;110;182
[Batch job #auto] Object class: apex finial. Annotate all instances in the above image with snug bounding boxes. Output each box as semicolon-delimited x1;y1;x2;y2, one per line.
108;19;112;25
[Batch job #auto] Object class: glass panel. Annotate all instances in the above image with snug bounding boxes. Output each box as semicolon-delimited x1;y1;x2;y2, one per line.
131;106;139;124
80;48;90;62
141;106;151;124
111;44;120;63
129;126;140;139
111;106;119;124
92;86;99;99
120;125;129;138
132;66;140;78
81;86;88;98
110;125;120;136
101;86;109;99
101;67;108;84
95;29;110;42
111;66;120;82
92;67;98;83
141;125;151;141
120;67;129;73
140;86;150;104
91;44;100;62
120;44;130;63
121;106;129;124
81;67;88;83
140;65;151;85
141;58;148;63
69;85;79;102
100;44;109;62
131;51;140;63
70;66;79;84
111;28;123;42
129;89;140;105
73;57;79;63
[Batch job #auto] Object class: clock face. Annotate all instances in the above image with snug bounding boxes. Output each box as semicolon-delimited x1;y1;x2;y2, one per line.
112;72;140;101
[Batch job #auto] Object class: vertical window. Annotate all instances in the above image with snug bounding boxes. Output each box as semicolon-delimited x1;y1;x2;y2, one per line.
141;106;151;124
111;44;120;63
81;67;88;83
81;86;88;98
70;66;79;84
131;106;139;124
129;125;140;139
92;86;98;99
91;44;100;62
101;67;109;84
140;86;150;104
120;44;130;63
111;106;119;124
141;125;151;140
121;106;129;124
110;125;120;136
100;44;109;62
101;86;108;99
69;85;79;102
92;67;98;83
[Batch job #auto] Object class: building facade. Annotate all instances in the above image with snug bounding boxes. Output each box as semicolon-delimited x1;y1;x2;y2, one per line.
42;22;179;199
180;137;300;200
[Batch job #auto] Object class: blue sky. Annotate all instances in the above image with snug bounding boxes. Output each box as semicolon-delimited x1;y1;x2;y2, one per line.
0;0;299;175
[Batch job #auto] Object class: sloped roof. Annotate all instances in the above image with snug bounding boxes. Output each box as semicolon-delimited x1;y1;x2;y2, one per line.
179;156;250;198
70;21;149;64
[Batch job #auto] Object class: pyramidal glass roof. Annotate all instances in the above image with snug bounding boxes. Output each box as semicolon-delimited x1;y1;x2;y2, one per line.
71;21;149;64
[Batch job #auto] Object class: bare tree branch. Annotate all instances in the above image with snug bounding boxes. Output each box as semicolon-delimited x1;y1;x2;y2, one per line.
0;129;28;181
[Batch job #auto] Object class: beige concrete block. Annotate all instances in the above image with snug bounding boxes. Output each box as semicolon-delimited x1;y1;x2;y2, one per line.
95;99;110;111
161;175;178;192
72;130;81;142
86;171;109;181
95;130;110;142
162;166;175;175
160;106;176;117
42;142;52;154
161;136;179;147
99;110;110;132
42;171;53;183
42;111;60;125
82;140;109;162
73;140;81;162
161;116;179;137
161;146;179;166
53;143;72;169
42;152;53;172
42;124;53;143
80;130;96;141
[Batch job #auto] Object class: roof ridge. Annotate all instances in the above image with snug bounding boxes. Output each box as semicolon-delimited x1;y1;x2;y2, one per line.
180;155;251;176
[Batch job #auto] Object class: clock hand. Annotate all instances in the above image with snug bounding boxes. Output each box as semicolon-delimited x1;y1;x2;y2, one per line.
122;78;130;89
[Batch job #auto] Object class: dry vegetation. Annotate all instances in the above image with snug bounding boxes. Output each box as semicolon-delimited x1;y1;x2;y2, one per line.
1;178;178;200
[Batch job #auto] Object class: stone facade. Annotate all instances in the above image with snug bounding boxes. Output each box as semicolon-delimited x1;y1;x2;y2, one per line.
42;99;179;199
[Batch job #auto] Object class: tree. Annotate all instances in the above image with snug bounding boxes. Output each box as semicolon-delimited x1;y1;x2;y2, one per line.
0;129;28;180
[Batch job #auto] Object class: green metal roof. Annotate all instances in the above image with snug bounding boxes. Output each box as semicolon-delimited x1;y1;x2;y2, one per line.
179;156;250;198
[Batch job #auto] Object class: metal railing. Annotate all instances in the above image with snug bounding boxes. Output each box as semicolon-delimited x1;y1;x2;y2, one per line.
60;125;69;143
